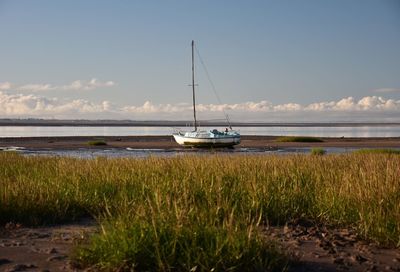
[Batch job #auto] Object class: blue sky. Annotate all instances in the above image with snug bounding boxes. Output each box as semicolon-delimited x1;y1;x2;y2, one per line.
0;0;399;121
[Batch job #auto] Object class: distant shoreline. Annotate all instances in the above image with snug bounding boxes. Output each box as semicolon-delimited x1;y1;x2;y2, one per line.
0;119;399;127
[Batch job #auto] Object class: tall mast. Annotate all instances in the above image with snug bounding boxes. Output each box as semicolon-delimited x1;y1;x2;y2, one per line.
191;40;198;131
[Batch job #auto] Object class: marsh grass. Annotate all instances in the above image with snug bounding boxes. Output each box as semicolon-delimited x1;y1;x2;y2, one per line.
75;218;286;271
0;152;399;270
276;136;323;142
354;148;400;155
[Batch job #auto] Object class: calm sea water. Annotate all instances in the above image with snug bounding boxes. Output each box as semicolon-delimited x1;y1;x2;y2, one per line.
16;147;354;158
0;126;399;138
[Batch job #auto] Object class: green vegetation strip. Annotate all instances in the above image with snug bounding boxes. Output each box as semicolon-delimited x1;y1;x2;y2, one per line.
0;153;399;270
354;148;400;155
87;140;107;146
276;136;323;142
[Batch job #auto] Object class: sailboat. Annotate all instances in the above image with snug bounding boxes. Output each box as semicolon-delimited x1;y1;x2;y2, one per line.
173;41;241;147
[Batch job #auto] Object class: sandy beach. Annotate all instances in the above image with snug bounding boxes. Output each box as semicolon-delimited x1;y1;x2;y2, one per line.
0;135;399;150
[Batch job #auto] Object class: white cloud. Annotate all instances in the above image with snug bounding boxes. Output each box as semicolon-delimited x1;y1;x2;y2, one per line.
334;97;356;110
3;78;115;92
0;82;12;90
305;101;336;111
373;88;400;93
273;103;302;111
0;92;113;117
64;78;115;91
0;92;399;121
18;84;55;92
122;101;190;113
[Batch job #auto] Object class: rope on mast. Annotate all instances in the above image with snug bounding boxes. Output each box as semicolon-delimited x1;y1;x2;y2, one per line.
191;40;198;131
194;45;233;129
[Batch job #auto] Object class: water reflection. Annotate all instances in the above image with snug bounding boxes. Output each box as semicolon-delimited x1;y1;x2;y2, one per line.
17;146;397;158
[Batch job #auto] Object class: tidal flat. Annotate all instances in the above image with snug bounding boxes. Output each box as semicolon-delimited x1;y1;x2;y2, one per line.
0;152;399;271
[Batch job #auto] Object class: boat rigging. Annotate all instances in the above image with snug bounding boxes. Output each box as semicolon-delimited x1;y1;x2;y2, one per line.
172;40;241;147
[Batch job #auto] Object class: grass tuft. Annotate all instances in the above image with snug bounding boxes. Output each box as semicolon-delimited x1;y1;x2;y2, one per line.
311;147;326;155
87;140;107;146
276;136;323;142
74;218;287;271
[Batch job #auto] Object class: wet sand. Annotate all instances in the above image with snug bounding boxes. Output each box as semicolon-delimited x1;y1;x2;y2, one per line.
0;219;95;272
1;220;399;272
0;135;399;150
268;220;400;272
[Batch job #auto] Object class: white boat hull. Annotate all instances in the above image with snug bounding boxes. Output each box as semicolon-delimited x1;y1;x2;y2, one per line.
173;133;240;147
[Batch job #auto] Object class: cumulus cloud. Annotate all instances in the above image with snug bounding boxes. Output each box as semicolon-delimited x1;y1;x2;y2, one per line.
0;78;115;92
0;82;12;90
18;84;55;92
64;78;115;91
0;92;399;121
0;91;113;117
122;96;400;114
122;101;191;113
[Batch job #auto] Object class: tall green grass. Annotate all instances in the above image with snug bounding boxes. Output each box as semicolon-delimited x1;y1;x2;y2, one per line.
0;152;399;270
